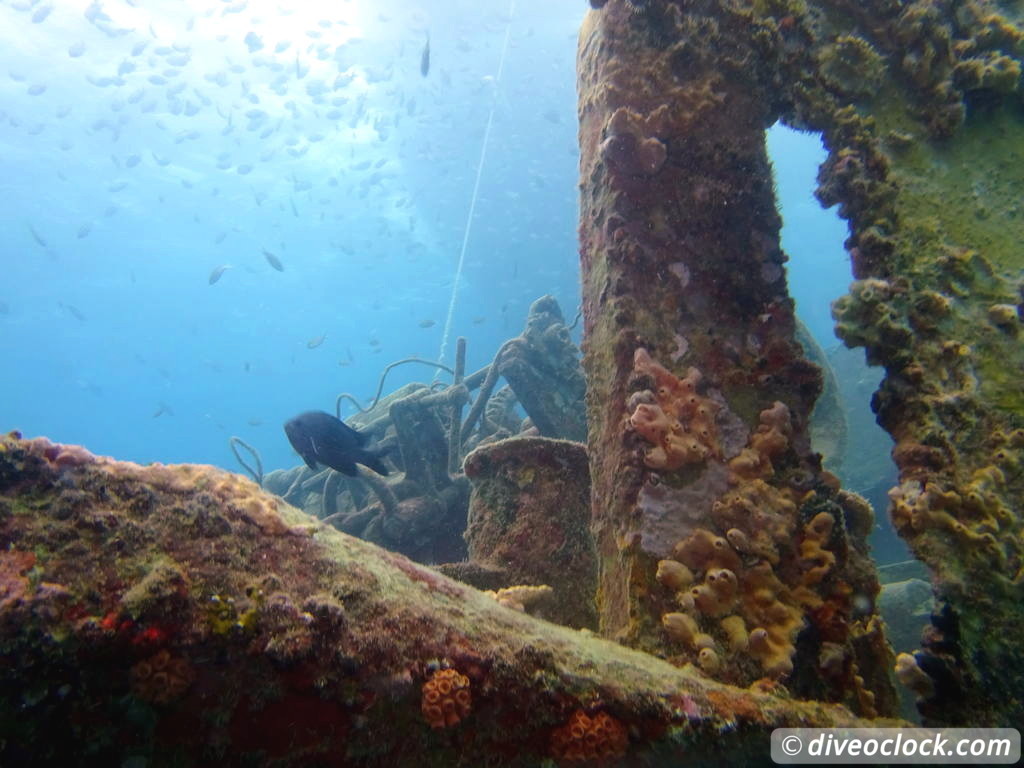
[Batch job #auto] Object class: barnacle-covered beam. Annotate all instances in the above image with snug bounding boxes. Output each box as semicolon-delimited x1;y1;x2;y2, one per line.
0;433;889;765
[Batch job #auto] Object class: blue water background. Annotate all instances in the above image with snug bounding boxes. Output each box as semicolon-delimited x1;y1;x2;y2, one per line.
0;0;875;479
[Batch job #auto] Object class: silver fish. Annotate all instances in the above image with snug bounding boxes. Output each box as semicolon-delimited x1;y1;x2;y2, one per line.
420;34;430;77
27;223;47;248
208;264;231;284
307;333;327;349
262;249;284;272
59;302;86;322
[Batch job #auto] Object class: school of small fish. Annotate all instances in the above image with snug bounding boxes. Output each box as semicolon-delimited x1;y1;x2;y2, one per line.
0;0;583;436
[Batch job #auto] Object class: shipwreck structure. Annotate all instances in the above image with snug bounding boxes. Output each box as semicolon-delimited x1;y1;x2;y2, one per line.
580;0;1023;727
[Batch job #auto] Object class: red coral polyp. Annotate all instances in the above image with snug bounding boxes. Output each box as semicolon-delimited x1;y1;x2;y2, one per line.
133;625;168;647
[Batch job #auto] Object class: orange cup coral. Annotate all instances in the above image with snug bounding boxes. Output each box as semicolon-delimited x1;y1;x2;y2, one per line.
130;648;194;704
421;668;472;729
549;708;628;764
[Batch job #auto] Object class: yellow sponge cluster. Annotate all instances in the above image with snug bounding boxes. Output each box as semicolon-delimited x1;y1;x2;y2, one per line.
889;471;1014;570
800;512;837;586
484;584;553;614
626;351;852;683
652;399;838;680
660;545;806;679
727;401;793;483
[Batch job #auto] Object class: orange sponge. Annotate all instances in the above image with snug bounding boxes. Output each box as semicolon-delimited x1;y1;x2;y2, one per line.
630;348;721;470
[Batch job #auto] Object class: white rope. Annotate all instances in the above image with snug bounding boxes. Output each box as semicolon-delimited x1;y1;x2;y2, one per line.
435;0;515;378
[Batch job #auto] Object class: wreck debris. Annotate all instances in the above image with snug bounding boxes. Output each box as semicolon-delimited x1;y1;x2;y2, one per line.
458;436;598;629
263;297;587;567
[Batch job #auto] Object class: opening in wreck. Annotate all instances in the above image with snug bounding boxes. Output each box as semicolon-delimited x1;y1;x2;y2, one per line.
766;122;910;569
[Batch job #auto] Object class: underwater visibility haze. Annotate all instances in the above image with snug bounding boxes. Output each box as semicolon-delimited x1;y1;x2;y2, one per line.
0;0;859;476
0;0;593;472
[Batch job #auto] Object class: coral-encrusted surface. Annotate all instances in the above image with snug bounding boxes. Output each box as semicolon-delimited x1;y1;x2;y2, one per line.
581;0;1024;727
577;1;897;718
0;433;888;766
789;0;1024;726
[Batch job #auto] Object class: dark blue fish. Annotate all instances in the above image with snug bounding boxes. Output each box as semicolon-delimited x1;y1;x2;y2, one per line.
284;410;389;476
